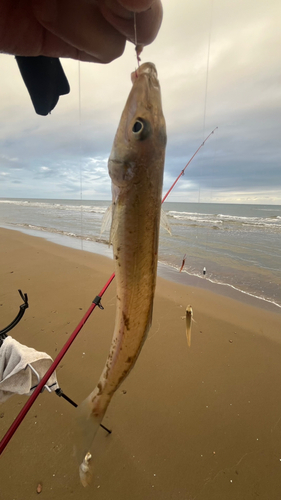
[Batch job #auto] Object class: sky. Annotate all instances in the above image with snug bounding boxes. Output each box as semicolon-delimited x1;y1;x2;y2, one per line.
0;0;280;204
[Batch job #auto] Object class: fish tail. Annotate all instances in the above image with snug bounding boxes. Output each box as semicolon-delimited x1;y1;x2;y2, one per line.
73;393;106;485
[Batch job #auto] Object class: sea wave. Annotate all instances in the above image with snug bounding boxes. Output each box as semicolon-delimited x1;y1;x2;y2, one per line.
166;210;281;229
10;222;110;245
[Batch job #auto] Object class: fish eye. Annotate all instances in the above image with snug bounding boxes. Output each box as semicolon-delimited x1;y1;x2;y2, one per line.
132;120;144;134
131;118;151;140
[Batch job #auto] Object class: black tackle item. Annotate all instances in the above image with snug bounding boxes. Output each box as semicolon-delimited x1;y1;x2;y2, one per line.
92;295;104;310
15;56;70;116
55;389;112;433
55;388;78;408
0;290;29;345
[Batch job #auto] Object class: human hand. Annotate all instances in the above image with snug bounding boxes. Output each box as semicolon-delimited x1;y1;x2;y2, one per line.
0;0;163;63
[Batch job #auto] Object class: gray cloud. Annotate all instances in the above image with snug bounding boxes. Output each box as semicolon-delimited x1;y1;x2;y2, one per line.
0;0;280;203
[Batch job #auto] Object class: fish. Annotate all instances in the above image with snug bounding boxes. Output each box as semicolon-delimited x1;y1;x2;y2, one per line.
76;62;166;485
185;305;193;347
79;452;92;487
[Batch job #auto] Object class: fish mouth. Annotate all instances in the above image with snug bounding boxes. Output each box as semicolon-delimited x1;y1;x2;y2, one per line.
131;62;158;84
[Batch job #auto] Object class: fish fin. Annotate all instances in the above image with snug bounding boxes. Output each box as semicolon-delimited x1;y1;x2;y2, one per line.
160;208;172;235
100;205;112;235
108;200;120;246
109;213;118;246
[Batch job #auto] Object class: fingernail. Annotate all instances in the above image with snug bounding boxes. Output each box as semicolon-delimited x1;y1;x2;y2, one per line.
33;0;57;24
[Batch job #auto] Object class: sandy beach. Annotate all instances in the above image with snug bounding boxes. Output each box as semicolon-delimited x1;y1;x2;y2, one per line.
1;226;281;500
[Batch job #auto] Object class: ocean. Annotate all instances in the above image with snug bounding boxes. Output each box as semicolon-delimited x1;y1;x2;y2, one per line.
0;198;280;311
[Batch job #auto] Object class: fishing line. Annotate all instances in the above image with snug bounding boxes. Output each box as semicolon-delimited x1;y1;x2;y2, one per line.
202;0;213;139
133;13;141;72
204;127;218;259
202;0;214;258
197;0;214;272
133;12;138;49
198;0;213;203
78;60;84;251
198;0;213;205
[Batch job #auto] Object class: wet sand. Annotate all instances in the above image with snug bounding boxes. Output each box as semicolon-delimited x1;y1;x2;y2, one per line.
1;227;281;500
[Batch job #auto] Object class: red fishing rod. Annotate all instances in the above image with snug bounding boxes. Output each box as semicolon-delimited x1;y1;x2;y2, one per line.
0;127;217;455
0;275;115;455
162;127;218;203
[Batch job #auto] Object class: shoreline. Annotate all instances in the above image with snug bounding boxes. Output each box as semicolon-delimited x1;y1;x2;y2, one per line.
158;262;281;314
1;222;280;315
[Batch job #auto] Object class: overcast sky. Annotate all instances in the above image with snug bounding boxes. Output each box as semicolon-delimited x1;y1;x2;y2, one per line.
0;0;280;204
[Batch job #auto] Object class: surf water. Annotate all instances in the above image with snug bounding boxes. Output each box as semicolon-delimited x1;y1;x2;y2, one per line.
0;198;280;310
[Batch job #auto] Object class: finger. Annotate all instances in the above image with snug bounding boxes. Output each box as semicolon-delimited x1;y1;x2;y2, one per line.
98;0;163;45
33;0;126;63
37;30;116;62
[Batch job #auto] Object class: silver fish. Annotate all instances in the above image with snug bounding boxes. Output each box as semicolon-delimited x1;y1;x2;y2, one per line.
76;62;166;485
79;452;92;487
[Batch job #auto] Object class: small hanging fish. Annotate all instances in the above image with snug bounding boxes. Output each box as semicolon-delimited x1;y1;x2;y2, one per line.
79;452;92;487
185;305;193;347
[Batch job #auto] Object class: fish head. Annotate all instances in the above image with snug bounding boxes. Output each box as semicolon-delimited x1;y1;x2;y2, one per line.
186;305;193;318
108;62;166;193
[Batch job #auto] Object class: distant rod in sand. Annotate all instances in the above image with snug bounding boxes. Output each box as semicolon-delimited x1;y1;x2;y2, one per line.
75;62;166;486
179;254;186;272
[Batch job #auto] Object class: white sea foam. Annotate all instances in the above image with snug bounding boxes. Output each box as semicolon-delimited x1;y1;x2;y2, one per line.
0;199;109;214
166;209;281;230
